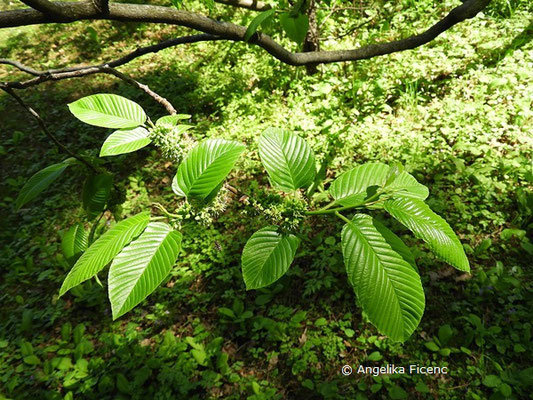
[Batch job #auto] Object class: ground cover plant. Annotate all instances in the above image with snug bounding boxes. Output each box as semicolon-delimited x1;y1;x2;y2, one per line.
1;0;532;398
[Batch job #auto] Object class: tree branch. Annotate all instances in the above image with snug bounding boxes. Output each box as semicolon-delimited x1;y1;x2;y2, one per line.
17;0;68;20
0;59;180;114
0;0;490;65
215;0;270;12
102;67;177;115
0;86;98;172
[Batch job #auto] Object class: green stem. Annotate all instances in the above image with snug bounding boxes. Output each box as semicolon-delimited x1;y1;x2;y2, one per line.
334;211;352;224
88;212;105;244
306;190;382;216
152;202;180;218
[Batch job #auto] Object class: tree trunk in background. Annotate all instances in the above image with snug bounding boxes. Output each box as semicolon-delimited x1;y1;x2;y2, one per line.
303;0;320;75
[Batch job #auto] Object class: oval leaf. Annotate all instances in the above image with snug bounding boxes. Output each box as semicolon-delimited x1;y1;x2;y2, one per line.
244;9;276;41
100;127;151;157
108;222;182;319
62;224;89;261
341;214;425;342
15;158;75;210
384;197;470;272
242;226;300;289
156;114;191;126
258;128;316;192
172;138;245;199
279;12;309;44
329;163;428;207
82;173;113;220
68;94;146;129
59;212;150;296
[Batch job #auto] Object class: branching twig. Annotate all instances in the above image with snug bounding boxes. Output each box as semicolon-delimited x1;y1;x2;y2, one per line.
0;34;223;90
0;60;180;114
0;0;491;66
103;66;177;115
0;86;98;172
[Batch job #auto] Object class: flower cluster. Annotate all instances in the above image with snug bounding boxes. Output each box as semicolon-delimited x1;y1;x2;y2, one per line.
242;186;308;232
149;123;195;163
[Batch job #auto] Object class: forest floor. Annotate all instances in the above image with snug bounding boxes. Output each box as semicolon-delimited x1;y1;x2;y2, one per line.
0;1;532;399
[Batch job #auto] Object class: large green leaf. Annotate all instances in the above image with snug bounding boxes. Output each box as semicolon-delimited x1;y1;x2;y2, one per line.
384;197;469;272
59;212;150;296
62;224;89;261
341;214;425;342
329;163;428;207
68;94;146;129
172;138;245;199
241;226;300;289
372;219;417;270
82;174;113;219
100;127;151;157
257;128;316;192
279;12;309;44
108;222;182;319
244;9;276;41
15;158;75;210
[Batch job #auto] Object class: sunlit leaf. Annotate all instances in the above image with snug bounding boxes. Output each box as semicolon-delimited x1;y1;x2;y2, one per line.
257;127;315;191
384;197;469;271
59;212;150;296
108;222;182;319
242;226;300;289
341;214;425;342
100;127;151;157
68;94;146;129
172;138;245;199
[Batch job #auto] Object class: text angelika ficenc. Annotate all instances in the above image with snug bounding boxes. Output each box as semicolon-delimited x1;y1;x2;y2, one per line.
357;364;448;376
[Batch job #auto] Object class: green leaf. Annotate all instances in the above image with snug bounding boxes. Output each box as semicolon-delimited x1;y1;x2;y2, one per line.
482;375;501;388
156;114;191;126
241;226;300;289
372;219;417;270
341;214;425;342
15;158;75;210
59;212;150;296
384;197;469;272
100;127;151;157
82;173;113;219
62;224;89;261
108;222;182;319
257;128;316;191
425;341;439;351
172;138;245;199
68;94;146;129
329;163;428;207
244;9;276;41
279;12;309;44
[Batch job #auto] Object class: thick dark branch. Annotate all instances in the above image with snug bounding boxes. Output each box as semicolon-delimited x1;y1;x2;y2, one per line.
215;0;270;11
0;86;98;172
0;0;490;66
18;0;68;19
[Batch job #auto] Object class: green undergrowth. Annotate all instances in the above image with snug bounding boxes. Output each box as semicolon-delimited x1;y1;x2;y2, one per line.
0;1;532;399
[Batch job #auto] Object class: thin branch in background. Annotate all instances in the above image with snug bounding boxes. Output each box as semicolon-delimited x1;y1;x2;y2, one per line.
0;34;223;90
0;86;98;172
0;60;178;114
103;66;177;115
